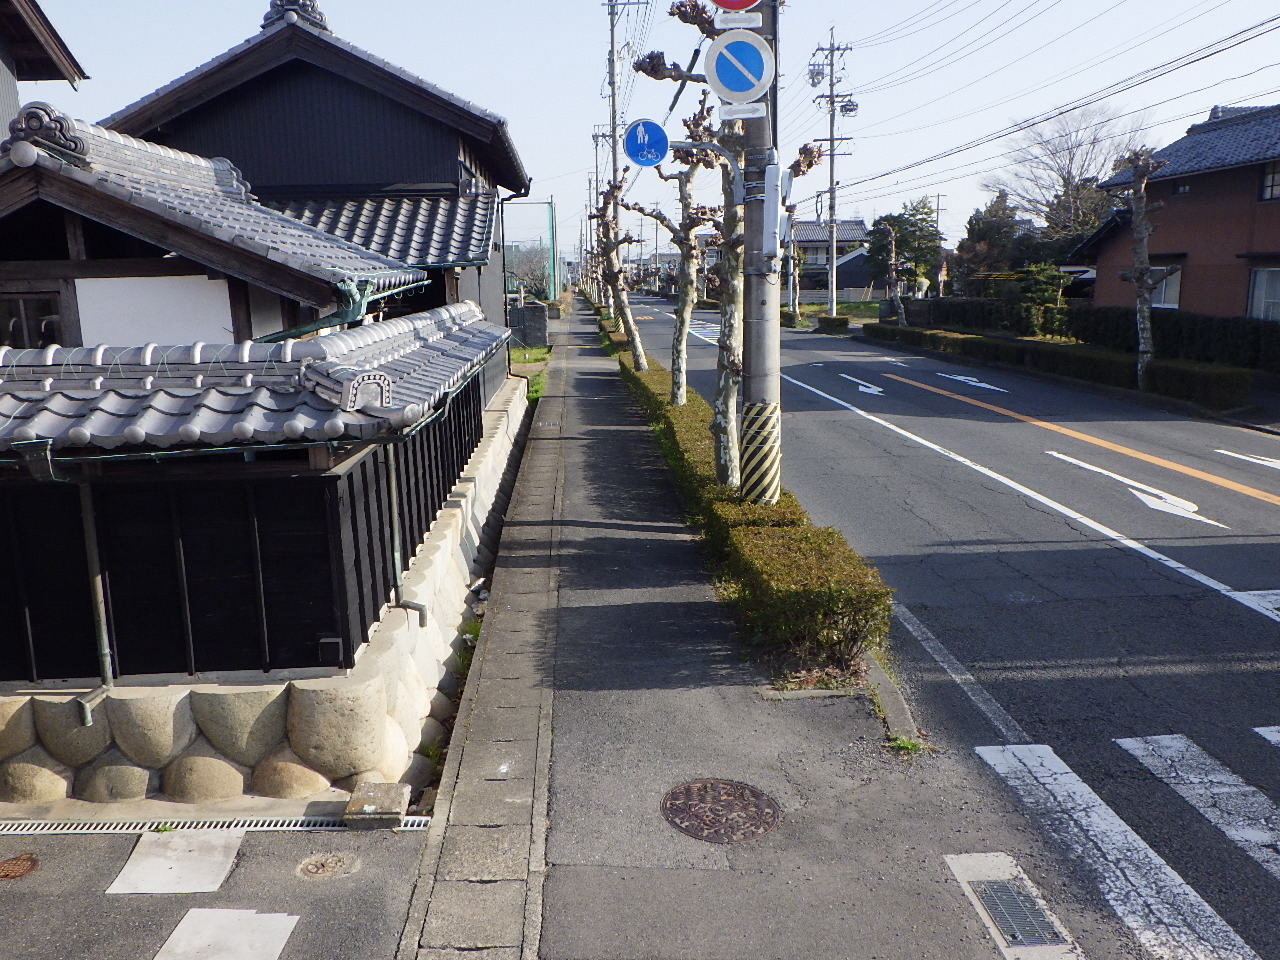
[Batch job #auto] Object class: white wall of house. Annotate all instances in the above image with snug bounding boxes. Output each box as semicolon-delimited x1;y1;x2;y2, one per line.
248;284;284;338
75;276;233;345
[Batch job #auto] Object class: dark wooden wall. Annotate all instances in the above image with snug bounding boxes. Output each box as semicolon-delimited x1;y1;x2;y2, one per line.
146;61;462;190
0;39;18;127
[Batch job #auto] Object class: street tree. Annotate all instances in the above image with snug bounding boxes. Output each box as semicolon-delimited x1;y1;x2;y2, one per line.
1115;148;1173;391
505;243;551;300
953;190;1021;286
984;107;1140;241
619;93;718;406
868;196;943;319
591;175;649;371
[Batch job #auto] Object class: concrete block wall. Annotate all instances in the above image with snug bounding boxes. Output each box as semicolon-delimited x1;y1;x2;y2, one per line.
0;377;529;806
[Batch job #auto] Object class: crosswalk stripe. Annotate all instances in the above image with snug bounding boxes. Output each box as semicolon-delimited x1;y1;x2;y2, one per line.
1116;735;1280;883
978;744;1261;960
1255;726;1280;748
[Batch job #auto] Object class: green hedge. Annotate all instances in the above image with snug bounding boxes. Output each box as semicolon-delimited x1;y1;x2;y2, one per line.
925;299;1280;374
864;323;1253;409
602;318;892;666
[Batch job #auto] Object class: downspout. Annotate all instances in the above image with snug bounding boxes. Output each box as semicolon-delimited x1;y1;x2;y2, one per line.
11;440;114;725
255;277;420;344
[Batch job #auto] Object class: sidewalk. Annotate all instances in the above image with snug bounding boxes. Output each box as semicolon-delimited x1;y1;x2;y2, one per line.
402;302;1070;960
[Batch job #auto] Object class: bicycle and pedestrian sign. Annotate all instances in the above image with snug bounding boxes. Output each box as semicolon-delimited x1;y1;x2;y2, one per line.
623;119;669;167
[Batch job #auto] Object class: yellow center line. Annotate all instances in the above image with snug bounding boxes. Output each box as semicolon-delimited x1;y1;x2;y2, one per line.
882;373;1280;508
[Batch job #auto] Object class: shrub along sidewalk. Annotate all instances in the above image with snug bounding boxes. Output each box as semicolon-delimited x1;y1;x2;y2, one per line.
597;317;893;679
864;321;1254;411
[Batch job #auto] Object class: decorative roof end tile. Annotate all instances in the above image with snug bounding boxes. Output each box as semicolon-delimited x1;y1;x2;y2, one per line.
1;102;88;163
262;0;330;32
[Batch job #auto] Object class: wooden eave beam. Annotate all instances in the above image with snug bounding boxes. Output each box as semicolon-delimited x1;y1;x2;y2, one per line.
34;175;335;306
6;0;88;83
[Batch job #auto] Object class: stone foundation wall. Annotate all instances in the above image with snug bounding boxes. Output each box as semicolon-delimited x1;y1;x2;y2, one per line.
0;377;528;805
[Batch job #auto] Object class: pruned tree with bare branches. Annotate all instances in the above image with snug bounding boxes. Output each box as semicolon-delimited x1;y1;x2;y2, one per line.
1116;148;1174;391
591;174;649;371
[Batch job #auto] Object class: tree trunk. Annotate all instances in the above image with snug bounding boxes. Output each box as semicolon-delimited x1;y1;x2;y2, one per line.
1130;165;1155;392
712;160;744;488
600;216;648;370
887;226;906;326
671;244;696;406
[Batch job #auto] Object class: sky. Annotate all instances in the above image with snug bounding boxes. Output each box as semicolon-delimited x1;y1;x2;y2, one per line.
16;0;1280;260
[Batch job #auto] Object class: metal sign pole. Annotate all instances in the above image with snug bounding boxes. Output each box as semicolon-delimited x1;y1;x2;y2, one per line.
739;0;782;505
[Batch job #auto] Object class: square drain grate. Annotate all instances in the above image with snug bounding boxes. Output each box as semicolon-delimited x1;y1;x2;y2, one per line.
970;879;1067;946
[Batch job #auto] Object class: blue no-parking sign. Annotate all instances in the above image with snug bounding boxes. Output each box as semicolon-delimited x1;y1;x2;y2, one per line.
623;119;669;167
706;29;775;105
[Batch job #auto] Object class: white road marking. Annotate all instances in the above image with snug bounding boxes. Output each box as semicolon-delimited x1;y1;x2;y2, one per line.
1116;734;1280;882
778;373;1280;625
894;602;1030;744
1047;451;1229;529
978;744;1261;960
1229;590;1280;615
838;373;885;396
154;908;298;960
938;373;1008;392
1255;726;1280;748
944;852;1083;959
107;829;246;894
1214;450;1280;471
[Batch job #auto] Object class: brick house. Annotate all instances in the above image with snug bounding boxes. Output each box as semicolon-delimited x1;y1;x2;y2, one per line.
1081;104;1280;320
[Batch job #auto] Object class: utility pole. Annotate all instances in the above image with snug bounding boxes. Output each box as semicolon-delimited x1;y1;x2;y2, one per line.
810;29;855;317
740;1;783;506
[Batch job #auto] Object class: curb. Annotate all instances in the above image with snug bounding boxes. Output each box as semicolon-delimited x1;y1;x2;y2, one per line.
864;652;918;743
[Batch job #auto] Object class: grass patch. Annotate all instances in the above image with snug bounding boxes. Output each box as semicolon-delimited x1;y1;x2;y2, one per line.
886;734;927;755
510;345;551;365
526;371;546;401
798;301;880;319
593;306;893;677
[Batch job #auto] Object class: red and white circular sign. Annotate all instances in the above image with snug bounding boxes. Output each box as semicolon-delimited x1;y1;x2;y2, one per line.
710;0;762;11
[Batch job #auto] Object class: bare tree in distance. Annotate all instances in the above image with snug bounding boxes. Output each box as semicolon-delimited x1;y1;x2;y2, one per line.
591;175;649;371
984;106;1144;240
505;244;550;301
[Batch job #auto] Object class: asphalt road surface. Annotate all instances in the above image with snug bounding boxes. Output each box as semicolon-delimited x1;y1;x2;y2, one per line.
628;295;1280;960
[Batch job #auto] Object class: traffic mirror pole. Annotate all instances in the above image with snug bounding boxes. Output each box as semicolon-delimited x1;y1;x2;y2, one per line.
740;0;782;505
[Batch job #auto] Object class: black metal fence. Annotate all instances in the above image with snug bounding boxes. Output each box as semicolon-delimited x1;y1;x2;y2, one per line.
0;352;506;681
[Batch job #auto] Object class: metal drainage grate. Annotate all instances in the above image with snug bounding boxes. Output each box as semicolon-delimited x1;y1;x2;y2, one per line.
970;879;1067;947
0;817;347;836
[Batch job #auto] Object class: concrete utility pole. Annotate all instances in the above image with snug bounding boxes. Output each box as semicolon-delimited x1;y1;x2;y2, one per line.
810;30;855;317
740;1;783;505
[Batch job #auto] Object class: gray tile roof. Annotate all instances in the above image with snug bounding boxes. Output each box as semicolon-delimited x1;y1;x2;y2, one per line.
0;301;508;451
0;102;431;298
265;192;496;267
98;18;529;192
1102;104;1280;187
792;220;869;244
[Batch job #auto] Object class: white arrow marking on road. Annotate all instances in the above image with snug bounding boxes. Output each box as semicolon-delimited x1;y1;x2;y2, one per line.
888;360;909;367
937;373;1007;392
1215;449;1280;471
838;373;885;396
1047;451;1229;528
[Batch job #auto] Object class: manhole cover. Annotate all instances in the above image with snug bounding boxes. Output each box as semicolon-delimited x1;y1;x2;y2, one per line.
0;852;37;879
296;852;359;880
660;779;781;844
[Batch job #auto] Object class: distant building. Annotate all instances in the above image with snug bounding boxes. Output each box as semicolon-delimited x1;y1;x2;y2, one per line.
0;0;86;119
790;219;870;290
1080;104;1280;319
100;0;530;322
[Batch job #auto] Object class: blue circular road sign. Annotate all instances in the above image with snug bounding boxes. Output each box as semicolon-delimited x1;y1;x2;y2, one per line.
623;119;669;167
706;29;775;104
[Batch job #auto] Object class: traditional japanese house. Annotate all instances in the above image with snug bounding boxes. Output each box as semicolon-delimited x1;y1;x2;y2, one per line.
0;0;86;121
0;103;522;805
100;0;530;324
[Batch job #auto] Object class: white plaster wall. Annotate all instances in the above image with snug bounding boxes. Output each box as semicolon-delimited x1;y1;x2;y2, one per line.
248;285;284;339
75;276;233;346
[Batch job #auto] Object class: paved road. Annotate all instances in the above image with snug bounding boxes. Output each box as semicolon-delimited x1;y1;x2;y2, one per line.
629;296;1280;960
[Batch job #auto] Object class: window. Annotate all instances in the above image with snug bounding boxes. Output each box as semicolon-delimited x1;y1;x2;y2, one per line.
1249;268;1280;320
1172;181;1191;195
1151;267;1181;309
0;294;62;348
1264;161;1280;201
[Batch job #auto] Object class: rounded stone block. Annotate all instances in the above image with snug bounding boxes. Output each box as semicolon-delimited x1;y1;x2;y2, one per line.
108;689;197;769
418;717;446;752
32;696;110;767
0;745;71;803
428;690;456;723
74;747;156;803
334;769;388;793
0;697;35;760
393;680;426;746
379;715;411;783
162;736;249;803
252;744;331;800
190;685;287;767
287;675;387;780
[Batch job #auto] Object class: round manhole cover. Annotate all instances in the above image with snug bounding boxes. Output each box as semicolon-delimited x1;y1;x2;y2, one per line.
0;852;37;880
296;852;359;880
660;779;781;844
